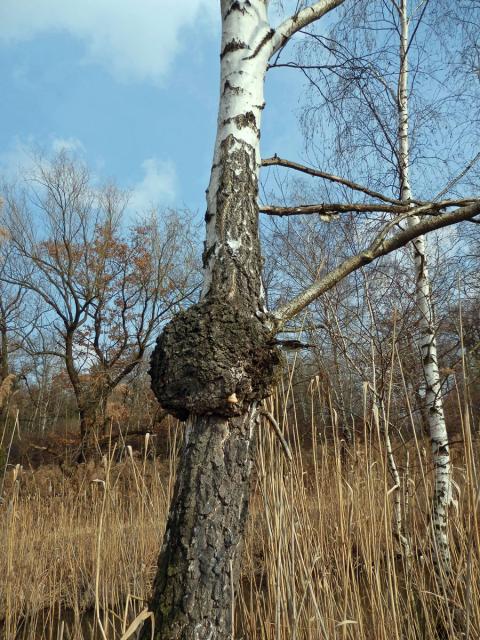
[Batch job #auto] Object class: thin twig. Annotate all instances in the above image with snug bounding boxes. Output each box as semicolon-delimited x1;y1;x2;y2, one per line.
260;409;293;462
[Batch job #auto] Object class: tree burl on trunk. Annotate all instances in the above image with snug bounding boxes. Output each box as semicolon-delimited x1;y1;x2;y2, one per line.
149;297;282;421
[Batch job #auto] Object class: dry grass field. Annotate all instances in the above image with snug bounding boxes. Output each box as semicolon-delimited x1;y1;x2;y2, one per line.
1;384;479;639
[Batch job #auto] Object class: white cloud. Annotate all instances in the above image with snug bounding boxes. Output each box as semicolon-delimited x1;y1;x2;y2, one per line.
51;137;85;154
0;137;38;180
129;158;177;212
0;141;178;212
0;136;87;180
0;0;216;84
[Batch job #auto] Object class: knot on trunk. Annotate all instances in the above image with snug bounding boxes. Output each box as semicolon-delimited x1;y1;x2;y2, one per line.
149;298;282;420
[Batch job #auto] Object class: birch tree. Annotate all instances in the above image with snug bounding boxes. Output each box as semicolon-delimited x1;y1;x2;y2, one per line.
267;0;480;574
143;2;480;638
396;0;452;574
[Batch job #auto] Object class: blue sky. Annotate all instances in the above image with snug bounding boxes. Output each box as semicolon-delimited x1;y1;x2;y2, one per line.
0;1;306;219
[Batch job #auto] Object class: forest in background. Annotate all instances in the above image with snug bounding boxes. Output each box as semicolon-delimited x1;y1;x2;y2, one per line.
0;148;478;463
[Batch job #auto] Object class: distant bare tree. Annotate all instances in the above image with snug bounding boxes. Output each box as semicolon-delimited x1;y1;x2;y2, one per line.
0;218;32;415
1;152;198;454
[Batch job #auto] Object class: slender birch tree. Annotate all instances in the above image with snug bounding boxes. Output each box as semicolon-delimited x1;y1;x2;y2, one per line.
267;0;480;574
144;2;480;637
397;0;452;574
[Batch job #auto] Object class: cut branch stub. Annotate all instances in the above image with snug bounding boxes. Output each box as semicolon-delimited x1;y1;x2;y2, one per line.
149;297;282;420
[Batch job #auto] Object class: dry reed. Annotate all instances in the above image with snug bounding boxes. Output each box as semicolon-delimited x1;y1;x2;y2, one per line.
1;383;478;639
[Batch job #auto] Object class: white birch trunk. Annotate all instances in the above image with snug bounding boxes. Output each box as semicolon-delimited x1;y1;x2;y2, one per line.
202;0;272;308
145;3;276;638
398;0;452;574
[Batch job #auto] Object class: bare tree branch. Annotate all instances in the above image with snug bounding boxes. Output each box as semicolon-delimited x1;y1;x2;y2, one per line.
270;0;345;56
261;203;398;216
273;201;480;326
262;155;401;203
260;198;477;218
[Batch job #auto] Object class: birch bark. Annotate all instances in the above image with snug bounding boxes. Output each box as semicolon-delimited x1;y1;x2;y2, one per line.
145;2;345;636
144;3;279;637
398;0;452;574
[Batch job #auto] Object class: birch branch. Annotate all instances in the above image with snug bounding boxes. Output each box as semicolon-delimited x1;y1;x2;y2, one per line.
262;155;401;204
270;0;345;55
260;198;477;218
272;201;480;326
260;203;399;217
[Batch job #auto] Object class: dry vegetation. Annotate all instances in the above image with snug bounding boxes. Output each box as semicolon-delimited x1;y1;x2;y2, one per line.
1;380;479;640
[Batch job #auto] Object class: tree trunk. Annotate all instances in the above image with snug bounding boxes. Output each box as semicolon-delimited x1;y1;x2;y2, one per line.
77;390;109;458
398;0;452;574
0;325;8;382
409;235;452;571
0;327;12;420
144;1;347;635
143;409;257;639
144;3;281;638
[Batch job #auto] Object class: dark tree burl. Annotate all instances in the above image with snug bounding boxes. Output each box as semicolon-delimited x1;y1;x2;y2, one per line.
149;298;282;420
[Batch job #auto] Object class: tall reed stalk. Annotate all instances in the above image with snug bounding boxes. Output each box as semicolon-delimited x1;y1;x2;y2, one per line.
1;379;478;639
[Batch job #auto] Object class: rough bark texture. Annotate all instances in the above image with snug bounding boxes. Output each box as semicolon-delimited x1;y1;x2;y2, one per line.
149;297;281;420
144;3;282;637
142;409;257;640
203;136;265;305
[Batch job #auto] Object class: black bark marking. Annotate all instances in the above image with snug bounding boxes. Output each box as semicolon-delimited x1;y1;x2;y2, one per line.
436;444;449;457
223;79;242;95
201;241;216;268
221;39;249;59
224;0;252;19
222;111;259;134
234;110;258;130
245;28;275;59
416;251;426;282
